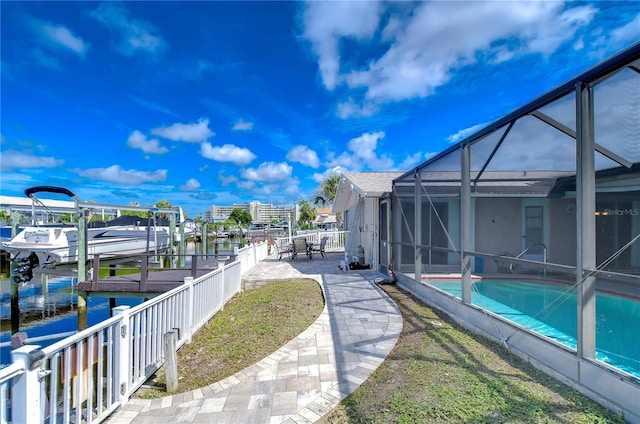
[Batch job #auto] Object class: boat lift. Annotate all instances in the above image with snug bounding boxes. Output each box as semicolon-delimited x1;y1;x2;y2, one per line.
5;186;186;331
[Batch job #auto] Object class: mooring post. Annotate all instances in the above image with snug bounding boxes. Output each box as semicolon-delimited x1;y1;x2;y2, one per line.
77;208;88;284
169;212;177;269
201;222;208;259
163;330;179;393
77;208;89;328
178;220;185;268
10;213;20;334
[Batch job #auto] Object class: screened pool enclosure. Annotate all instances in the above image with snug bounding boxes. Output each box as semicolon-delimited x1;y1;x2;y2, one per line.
387;42;639;420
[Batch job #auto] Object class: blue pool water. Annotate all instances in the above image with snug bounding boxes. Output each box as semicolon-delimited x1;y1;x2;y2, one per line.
428;279;640;379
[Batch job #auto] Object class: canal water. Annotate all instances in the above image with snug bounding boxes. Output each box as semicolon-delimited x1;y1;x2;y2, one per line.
0;240;244;365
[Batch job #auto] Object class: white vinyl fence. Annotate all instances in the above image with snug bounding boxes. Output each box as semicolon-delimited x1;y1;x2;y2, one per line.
0;241;269;424
279;230;348;253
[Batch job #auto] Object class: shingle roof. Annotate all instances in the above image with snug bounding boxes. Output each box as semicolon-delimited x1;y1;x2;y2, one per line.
333;172;403;213
343;172;403;195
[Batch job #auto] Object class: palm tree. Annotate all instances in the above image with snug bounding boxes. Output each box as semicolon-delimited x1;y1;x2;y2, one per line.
313;174;342;230
312;174;339;206
298;200;317;228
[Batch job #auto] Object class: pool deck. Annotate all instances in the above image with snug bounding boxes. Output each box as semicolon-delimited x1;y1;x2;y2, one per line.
105;252;403;424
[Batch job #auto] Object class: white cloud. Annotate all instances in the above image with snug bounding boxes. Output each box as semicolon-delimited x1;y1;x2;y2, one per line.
447;122;490;144
179;178;201;191
241;161;292;182
152;118;214;142
200;143;256;166
217;170;238;186
349;131;394;170
237;180;256;190
398;152;425;170
127;130;168;154
326;131;395;171
39;23;89;56
326;151;360;170
335;98;379;119
232;120;254;131
424;151;438;161
286;145;320;168
301;1;382;90
611;13;640;42
90;2;167;56
75;165;167;184
0;151;64;171
348;131;384;161
311;166;344;183
23;17;88;67
300;2;598;118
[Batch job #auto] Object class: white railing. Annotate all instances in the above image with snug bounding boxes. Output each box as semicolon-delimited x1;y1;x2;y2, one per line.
280;230;348;253
0;241;270;424
236;241;269;275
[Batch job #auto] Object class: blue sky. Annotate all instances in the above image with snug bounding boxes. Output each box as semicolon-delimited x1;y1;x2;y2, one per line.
1;1;638;217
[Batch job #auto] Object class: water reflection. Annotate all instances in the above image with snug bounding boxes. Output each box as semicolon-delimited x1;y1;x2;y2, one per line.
0;240;245;364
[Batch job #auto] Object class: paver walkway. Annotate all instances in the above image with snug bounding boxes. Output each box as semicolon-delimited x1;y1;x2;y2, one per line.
106;253;403;424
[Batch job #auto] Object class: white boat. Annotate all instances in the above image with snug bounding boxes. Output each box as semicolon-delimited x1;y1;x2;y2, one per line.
4;222;170;267
2;186;171;277
174;219;198;243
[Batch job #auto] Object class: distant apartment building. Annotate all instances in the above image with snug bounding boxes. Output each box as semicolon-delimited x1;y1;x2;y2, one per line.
207;201;299;224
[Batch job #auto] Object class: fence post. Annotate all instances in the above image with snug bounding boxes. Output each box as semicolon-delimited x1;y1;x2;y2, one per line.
11;345;43;424
112;306;131;405
191;255;198;278
253;242;257;267
218;259;226;308
184;277;194;343
163;330;179;393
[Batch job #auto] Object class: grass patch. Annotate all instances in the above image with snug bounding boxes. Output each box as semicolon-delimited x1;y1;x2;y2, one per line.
134;278;324;398
319;284;626;424
131;278;626;423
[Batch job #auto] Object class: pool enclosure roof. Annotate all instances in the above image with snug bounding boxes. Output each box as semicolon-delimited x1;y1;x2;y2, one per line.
394;41;640;197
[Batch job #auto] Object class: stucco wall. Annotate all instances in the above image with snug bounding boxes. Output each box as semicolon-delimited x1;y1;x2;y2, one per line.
474;198;522;273
548;199;578;266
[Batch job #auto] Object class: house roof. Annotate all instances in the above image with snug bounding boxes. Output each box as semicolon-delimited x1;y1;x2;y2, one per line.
333;172;402;212
313;206;337;225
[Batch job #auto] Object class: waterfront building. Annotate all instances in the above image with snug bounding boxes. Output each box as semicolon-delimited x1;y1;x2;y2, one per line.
208;201;298;224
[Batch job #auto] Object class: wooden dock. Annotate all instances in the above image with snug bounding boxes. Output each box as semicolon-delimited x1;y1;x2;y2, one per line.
76;255;229;297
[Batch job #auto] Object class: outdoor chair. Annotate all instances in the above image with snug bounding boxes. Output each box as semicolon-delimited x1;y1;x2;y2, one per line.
310;236;328;259
277;239;293;261
291;237;311;260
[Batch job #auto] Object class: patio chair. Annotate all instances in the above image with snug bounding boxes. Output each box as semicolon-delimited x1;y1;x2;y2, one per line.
291;237;311;260
310;236;328;259
277;239;293;261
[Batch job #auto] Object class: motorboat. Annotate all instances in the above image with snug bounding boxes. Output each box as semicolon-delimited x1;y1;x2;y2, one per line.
174;219;198;243
4;222;170;267
2;186;171;280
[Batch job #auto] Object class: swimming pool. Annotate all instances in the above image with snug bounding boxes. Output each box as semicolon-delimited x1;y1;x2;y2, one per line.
427;279;640;379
